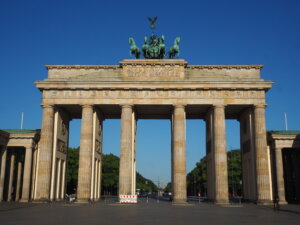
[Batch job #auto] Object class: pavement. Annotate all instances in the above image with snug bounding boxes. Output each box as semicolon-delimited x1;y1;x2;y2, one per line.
0;199;299;225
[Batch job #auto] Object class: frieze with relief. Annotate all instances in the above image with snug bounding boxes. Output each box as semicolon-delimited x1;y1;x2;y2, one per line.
95;140;102;154
122;65;184;80
45;89;264;99
57;139;67;154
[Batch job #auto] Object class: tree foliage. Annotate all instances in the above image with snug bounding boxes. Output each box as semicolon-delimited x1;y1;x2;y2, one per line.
186;149;242;196
101;153;119;195
66;147;79;194
66;148;157;195
136;172;157;192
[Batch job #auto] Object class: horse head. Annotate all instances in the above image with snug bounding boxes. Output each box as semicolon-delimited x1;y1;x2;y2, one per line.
129;37;135;46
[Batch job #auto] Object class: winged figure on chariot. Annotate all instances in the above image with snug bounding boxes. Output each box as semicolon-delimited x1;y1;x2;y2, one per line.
129;17;180;59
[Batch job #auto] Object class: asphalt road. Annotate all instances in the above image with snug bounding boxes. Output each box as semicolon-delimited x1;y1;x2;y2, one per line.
0;200;299;225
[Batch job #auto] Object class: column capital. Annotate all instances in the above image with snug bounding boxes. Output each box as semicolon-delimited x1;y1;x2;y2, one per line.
254;104;267;109
81;104;93;109
121;104;133;109
41;104;54;109
173;104;186;109
213;104;226;109
24;145;33;150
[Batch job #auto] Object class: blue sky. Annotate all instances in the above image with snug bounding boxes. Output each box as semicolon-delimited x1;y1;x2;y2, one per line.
1;0;300;185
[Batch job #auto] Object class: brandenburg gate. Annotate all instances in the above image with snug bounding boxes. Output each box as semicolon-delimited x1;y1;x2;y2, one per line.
33;59;273;204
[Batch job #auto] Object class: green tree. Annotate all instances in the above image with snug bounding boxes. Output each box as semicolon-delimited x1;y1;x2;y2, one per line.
164;182;171;193
136;173;157;192
66;149;158;196
186;149;242;197
227;149;242;196
66;147;79;194
101;153;119;195
187;156;206;196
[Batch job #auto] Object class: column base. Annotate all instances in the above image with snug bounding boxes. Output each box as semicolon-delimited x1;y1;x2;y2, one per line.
278;200;288;205
76;198;92;204
19;199;29;203
32;198;52;203
215;199;229;204
172;199;187;205
256;199;273;205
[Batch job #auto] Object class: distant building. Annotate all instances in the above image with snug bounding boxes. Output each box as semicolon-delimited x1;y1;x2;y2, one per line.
268;130;300;204
0;129;39;202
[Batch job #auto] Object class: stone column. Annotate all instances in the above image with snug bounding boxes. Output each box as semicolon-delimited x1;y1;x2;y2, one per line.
15;154;22;201
60;160;66;200
254;105;272;204
97;160;101;199
119;105;134;196
20;146;33;202
31;148;38;199
213;105;229;204
35;104;54;201
8;151;16;201
0;147;7;201
172;105;187;203
56;158;61;200
77;105;94;202
275;148;287;204
94;159;98;200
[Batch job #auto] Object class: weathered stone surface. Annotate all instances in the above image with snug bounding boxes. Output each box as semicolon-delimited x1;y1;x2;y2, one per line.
34;59;273;204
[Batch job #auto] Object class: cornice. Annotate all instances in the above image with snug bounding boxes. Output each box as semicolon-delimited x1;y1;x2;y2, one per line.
34;81;273;91
45;64;263;70
120;59;188;66
45;65;120;70
186;65;263;70
271;134;300;140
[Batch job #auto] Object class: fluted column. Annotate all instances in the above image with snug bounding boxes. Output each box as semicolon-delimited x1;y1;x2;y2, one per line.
119;105;134;196
35;104;54;201
213;105;228;204
172;105;187;203
56;158;61;200
60;160;66;199
15;154;22;201
254;105;272;204
31;147;38;199
77;105;94;202
275;148;287;204
94;159;98;200
97;160;101;199
8;151;16;201
0;147;7;201
20;146;33;202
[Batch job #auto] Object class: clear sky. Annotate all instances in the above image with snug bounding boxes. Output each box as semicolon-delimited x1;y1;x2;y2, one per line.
1;0;300;185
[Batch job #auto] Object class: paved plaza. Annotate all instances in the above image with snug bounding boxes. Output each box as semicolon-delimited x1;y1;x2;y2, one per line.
0;200;299;225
